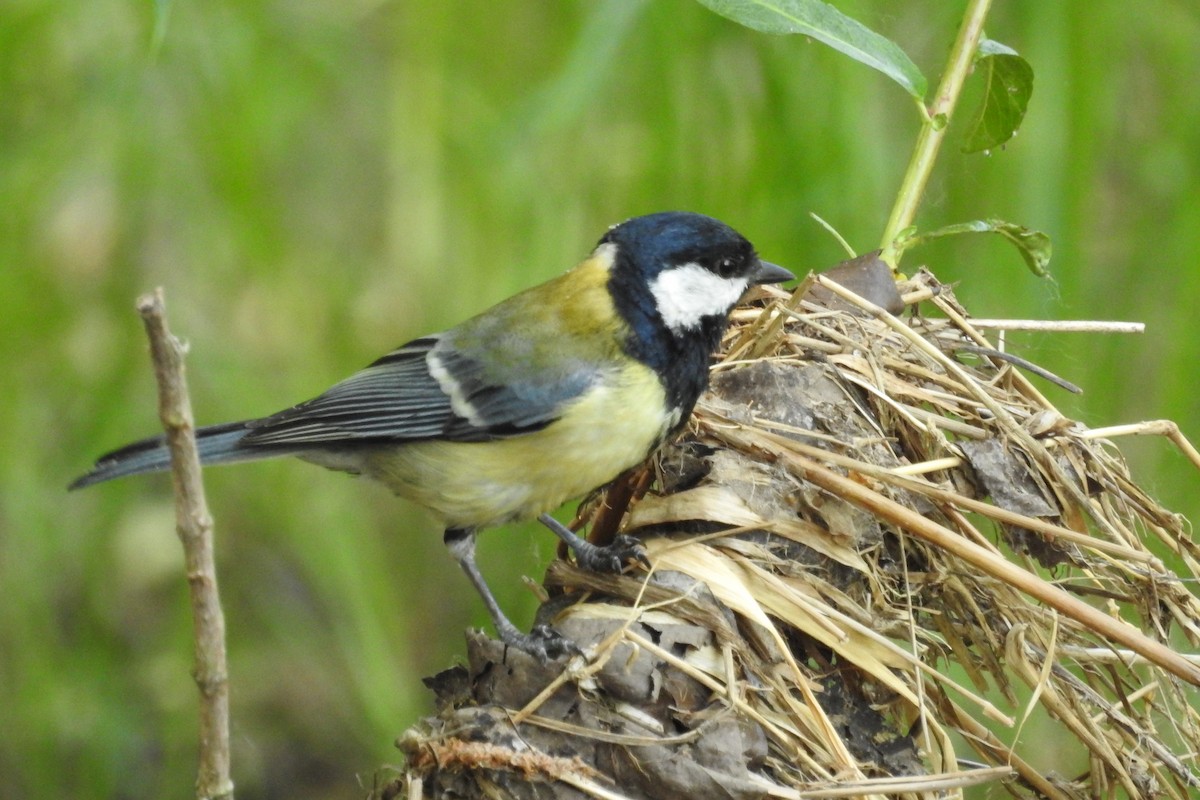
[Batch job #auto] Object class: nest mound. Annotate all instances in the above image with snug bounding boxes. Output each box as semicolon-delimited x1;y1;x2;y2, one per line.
381;260;1200;800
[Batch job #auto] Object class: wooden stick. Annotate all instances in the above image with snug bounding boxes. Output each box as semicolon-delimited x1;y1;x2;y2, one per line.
967;319;1145;334
137;288;235;800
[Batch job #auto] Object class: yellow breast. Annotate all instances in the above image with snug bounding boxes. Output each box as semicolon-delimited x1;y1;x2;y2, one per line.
362;360;670;529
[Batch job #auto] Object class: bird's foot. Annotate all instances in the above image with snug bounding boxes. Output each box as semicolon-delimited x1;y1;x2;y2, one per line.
570;534;650;573
498;623;581;662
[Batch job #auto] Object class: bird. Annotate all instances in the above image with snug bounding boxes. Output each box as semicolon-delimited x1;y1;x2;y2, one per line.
71;211;794;660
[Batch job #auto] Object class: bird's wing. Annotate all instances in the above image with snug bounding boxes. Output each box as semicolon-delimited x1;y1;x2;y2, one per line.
240;331;603;446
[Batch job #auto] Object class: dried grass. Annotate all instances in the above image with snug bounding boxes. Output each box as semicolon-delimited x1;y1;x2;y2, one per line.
383;263;1200;800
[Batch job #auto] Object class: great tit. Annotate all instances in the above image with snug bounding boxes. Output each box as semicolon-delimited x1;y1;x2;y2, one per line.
71;211;794;659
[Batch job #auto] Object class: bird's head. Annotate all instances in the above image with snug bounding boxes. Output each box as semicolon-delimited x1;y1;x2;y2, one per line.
592;211;793;431
599;211;793;336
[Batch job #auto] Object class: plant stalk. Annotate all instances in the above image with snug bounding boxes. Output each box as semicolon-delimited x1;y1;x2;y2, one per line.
880;0;994;268
138;289;235;800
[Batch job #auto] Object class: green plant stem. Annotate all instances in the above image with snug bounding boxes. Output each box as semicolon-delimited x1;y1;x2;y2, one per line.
879;0;993;268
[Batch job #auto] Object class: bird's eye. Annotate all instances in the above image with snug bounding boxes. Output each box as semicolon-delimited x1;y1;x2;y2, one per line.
715;256;739;277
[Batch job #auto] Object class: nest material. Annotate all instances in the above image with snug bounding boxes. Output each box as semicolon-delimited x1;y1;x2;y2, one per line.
380;259;1200;800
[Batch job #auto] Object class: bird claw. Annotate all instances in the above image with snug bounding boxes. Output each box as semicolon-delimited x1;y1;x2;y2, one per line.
502;624;581;662
621;536;654;570
574;534;649;573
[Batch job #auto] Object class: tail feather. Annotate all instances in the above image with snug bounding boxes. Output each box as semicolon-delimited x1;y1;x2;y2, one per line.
69;421;287;490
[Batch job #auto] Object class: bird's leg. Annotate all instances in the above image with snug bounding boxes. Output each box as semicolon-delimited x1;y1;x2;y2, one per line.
537;513;649;573
443;528;578;661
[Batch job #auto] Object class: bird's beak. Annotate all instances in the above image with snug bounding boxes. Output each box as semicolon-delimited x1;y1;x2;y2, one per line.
752;260;795;285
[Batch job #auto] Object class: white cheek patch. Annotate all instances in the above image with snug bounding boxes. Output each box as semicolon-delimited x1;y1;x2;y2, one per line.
650;263;750;333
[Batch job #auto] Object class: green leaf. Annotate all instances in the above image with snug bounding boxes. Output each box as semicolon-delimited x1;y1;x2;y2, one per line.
696;0;927;99
899;219;1053;277
961;39;1033;154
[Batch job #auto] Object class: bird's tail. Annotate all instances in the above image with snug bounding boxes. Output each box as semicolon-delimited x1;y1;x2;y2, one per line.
69;421;287;490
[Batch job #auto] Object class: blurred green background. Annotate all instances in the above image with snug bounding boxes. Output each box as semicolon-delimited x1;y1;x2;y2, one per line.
3;1;1198;797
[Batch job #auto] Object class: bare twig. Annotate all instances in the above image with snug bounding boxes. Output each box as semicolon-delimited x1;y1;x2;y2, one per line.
137;288;234;800
1081;420;1200;472
968;319;1145;334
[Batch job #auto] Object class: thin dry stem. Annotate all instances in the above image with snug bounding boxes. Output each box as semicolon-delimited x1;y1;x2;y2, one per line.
138;289;234;800
968;319;1146;333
